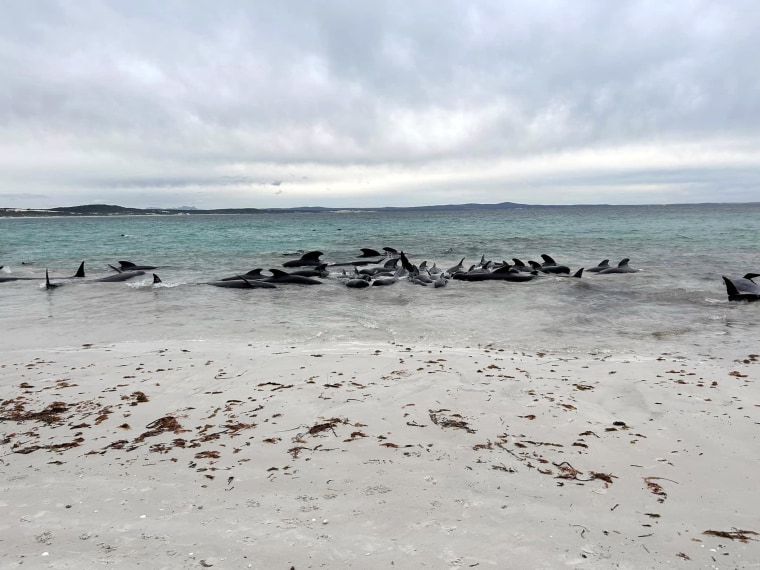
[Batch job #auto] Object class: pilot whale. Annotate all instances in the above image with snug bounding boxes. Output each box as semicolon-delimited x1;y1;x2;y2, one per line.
266;269;323;285
208;276;276;289
586;260;611;273
0;262;85;283
722;274;760;302
598;258;637;274
453;265;536;282
283;251;324;268
117;260;158;271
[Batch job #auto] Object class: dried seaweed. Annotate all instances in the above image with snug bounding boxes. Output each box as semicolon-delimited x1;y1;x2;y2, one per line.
195;450;221;459
644;477;669;502
429;409;475;433
703;529;758;542
2;401;69;424
308;417;345;436
134;416;188;442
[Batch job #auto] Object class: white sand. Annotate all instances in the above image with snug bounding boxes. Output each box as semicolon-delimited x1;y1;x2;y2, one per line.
1;340;758;569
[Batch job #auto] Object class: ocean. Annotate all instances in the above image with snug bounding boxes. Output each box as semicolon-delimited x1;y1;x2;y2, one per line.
1;205;758;357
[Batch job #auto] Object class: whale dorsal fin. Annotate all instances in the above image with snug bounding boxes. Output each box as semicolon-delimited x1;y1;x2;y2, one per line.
383;258;399;268
268;269;288;277
512;258;525;266
529;260;541;269
618;258;630;267
360;248;381;257
243;268;263;277
118;261;137;269
383;247;398;254
74;261;85;278
723;276;740;297
541;254;557;265
597;259;610;267
300;251;323;261
573;268;584;278
152;274;162;284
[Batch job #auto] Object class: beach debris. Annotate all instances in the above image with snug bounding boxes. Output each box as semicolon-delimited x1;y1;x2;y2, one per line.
307;417;346;436
135;416;188;442
644;477;673;502
702;529;758;542
125;391;149;405
1;400;70;424
429;409;475;433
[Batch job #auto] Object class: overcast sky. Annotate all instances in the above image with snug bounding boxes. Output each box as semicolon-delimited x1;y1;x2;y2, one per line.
2;1;759;208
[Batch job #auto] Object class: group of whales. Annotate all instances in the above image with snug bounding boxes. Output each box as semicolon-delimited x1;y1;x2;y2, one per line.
2;248;757;302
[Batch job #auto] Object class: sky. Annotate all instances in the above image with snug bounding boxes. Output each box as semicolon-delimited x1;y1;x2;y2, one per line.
1;0;759;209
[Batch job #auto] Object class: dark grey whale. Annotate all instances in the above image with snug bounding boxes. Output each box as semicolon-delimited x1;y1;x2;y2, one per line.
372;268;403;287
586;260;611;273
283;251;324;268
290;264;330;278
453;265;536;282
345;274;372;288
1;262;85;283
723;274;760;302
118;260;158;271
598;258;637;274
266;269;322;285
220;268;266;281
208;276;276;289
97;270;145;282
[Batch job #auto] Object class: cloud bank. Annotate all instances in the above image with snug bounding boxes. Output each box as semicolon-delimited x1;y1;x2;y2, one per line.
1;0;759;208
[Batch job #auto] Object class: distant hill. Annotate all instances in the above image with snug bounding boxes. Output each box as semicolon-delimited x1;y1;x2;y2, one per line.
0;202;535;217
1;201;756;217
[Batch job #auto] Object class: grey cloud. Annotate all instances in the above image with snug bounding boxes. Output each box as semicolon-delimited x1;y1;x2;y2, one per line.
1;1;759;206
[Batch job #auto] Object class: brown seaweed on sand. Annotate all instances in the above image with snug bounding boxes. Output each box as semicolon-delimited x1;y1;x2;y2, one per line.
307;417;345;436
644;477;671;502
429;409;476;433
2;400;70;424
134;416;188;442
703;529;759;542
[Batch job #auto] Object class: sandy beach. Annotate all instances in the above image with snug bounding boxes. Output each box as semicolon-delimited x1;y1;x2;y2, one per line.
1;340;758;569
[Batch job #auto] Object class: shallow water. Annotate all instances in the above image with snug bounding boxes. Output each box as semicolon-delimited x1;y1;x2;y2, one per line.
1;205;758;356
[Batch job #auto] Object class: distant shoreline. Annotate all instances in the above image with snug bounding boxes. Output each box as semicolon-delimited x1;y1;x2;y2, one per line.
1;201;758;218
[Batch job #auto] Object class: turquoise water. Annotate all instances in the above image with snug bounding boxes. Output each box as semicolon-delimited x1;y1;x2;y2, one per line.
1;205;758;356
